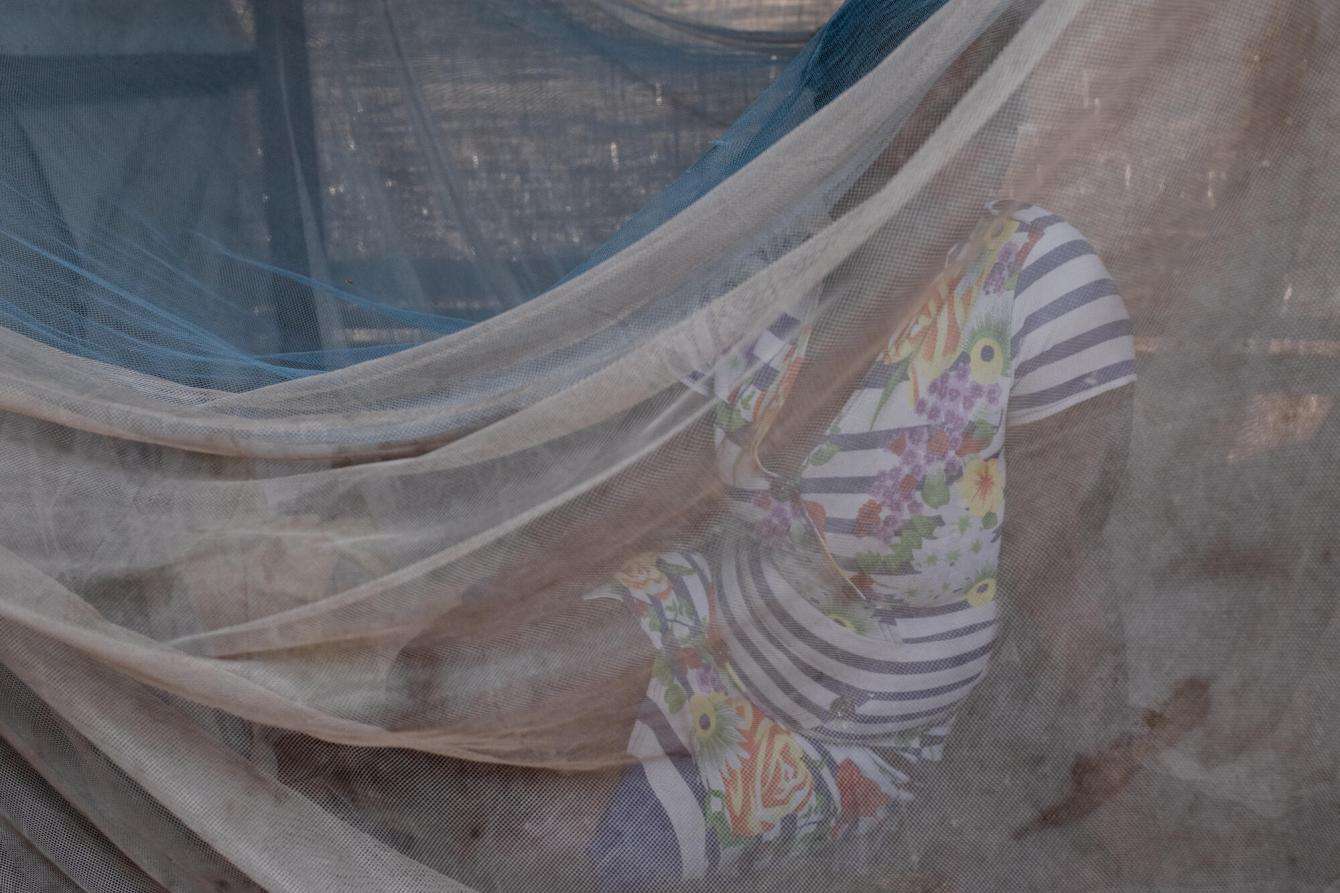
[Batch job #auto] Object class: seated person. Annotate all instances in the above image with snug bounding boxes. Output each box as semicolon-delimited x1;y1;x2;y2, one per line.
585;199;1135;888
372;12;1136;889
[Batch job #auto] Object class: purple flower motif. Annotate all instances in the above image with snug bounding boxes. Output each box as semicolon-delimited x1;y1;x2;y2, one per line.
757;500;799;540
690;664;722;692
985;263;1008;292
968;382;984;399
946;388;960;401
962;393;975;411
871;469;901;507
986;383;1002;404
915;398;927;415
927;405;941;422
985;245;1018;293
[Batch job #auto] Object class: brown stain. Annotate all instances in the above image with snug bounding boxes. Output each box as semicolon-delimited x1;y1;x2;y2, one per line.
1158;544;1293;583
1013;678;1211;839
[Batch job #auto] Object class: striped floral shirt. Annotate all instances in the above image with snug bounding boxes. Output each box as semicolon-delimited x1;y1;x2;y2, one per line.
591;203;1135;885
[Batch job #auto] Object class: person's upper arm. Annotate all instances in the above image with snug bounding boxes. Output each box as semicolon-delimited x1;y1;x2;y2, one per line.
1000;212;1136;623
1006;214;1135;427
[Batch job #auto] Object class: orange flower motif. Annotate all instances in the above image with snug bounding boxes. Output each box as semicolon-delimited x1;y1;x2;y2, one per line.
883;213;1022;408
885;276;975;407
849;572;876;597
956;423;991;456
720;702;815;838
802;500;827;532
853;500;882;537
613;552;672;600
833;758;893;836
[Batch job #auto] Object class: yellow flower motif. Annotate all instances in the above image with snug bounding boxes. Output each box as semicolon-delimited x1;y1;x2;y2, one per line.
969;335;1006;384
821;603;872;636
827;612;859;633
614;552;670;599
687;692;744;766
977;213;1021;261
959;456;1003;518
967;576;997;607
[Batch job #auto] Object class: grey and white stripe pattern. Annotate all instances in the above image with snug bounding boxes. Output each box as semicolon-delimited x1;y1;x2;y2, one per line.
717;541;998;747
1005;204;1135;425
698;203;1132;745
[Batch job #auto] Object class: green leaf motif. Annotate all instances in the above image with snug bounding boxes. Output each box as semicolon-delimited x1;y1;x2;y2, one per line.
855;551;885;574
714;402;747;433
807;442;840;466
921;472;950;508
705;809;741;848
981;511;998;530
663;682;687;714
651;653;675;687
854;514;943;576
904;514;942;538
858;545;914;576
658;560;696;577
869;358;910;428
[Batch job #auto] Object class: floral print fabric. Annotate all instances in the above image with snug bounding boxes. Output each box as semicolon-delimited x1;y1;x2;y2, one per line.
592;550;913;884
590;203;1135;886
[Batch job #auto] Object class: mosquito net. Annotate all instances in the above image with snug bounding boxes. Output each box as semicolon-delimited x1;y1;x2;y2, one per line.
0;1;1336;891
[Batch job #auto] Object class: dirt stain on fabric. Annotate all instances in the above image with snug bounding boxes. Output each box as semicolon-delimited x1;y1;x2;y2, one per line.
1013;677;1211;839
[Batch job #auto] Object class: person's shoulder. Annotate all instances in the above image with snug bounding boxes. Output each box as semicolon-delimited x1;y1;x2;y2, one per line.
991;200;1085;243
999;200;1134;426
992;202;1113;304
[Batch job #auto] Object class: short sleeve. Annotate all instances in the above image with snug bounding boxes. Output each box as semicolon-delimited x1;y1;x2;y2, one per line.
1006;214;1136;426
678;288;819;400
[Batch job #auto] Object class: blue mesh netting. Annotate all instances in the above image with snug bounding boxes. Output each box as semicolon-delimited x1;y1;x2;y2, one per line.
0;0;947;390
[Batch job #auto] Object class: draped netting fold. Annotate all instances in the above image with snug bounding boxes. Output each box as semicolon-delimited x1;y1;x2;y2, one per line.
0;0;1337;890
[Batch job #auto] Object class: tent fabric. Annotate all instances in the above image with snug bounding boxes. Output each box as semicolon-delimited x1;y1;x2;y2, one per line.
0;1;1338;891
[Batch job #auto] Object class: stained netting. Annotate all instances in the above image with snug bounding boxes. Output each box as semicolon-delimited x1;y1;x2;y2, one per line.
0;1;1337;891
